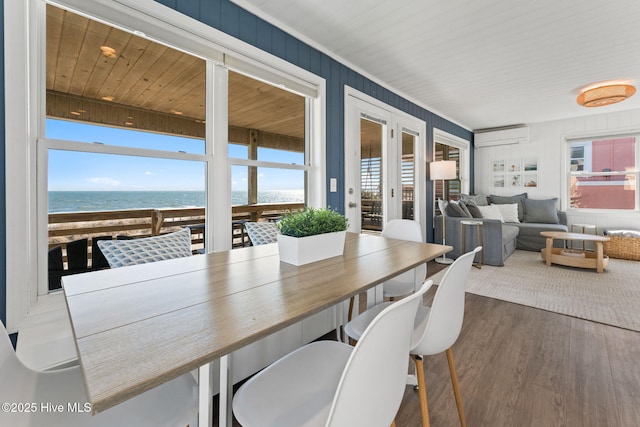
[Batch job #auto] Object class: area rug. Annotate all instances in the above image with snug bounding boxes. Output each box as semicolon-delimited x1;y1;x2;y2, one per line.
429;250;640;332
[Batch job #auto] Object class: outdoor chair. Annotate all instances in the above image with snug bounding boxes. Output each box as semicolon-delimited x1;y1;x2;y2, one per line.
48;236;112;290
97;227;192;268
244;221;279;246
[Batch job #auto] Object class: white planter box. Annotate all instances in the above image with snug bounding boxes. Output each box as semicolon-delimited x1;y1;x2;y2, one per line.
277;231;346;266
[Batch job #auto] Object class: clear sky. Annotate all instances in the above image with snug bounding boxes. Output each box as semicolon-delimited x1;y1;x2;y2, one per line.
47;119;304;192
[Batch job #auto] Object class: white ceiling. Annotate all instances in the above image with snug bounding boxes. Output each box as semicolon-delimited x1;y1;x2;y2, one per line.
232;0;640;131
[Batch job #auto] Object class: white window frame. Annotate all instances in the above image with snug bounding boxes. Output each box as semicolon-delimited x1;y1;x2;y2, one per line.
564;131;640;213
4;0;326;331
433;128;471;213
569;141;592;172
344;87;426;234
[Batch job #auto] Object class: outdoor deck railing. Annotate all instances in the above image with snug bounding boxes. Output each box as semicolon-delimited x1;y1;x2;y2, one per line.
49;202;305;266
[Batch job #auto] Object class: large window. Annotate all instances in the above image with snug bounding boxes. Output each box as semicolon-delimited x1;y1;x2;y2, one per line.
433;142;461;214
228;70;308;221
567;135;639;210
42;7;312;290
43;5;208;290
4;0;325;329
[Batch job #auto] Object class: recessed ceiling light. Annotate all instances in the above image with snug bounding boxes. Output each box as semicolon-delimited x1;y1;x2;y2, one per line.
100;46;117;58
171;110;183;115
101;96;115;102
70;111;81;116
577;84;636;107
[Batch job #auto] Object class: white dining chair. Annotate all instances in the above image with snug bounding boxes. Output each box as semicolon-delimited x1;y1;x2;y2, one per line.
344;247;481;427
348;219;426;321
232;279;434;427
0;321;198;427
244;221;280;246
380;219;427;298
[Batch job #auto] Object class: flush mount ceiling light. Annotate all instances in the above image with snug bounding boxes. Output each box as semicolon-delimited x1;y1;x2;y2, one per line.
577;84;636;107
100;46;117;58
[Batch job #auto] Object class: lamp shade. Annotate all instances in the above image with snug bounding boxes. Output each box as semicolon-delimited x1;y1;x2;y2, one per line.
430;160;457;180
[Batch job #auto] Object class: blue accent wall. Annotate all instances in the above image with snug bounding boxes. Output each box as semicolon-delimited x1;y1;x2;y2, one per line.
0;0;472;322
153;0;473;236
1;0;6;327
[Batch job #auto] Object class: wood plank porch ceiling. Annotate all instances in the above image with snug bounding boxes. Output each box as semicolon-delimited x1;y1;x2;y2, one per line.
45;5;304;144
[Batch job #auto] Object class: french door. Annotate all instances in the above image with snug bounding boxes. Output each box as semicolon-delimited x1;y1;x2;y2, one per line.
344;90;425;235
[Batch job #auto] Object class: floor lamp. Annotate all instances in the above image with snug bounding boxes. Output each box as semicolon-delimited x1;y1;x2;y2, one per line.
430;160;457;264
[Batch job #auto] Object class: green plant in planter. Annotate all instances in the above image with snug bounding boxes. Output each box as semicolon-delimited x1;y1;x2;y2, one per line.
277;207;348;238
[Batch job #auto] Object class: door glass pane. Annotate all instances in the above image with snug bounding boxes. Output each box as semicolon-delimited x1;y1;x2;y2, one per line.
361;118;384;232
401;132;415;220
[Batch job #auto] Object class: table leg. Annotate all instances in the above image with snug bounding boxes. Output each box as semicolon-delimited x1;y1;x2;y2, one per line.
545;237;553;266
198;363;214;427
367;285;384;308
476;224;483;269
596;242;604;273
219;355;234;427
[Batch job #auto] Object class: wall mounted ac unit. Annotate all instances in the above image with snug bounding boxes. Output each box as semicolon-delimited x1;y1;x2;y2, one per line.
474;126;529;148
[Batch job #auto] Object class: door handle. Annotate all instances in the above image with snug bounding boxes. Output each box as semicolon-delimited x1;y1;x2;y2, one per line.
348;202;357;208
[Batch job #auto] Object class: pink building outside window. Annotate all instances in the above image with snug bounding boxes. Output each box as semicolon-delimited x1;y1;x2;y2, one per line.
570;136;636;210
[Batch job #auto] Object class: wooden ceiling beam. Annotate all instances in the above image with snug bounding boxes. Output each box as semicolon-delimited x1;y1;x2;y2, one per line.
46;90;303;152
46;90;205;138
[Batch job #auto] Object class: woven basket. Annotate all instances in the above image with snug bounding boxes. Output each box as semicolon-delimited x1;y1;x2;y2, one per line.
604;235;640;261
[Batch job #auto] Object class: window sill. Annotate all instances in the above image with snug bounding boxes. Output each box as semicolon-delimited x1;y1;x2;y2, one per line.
15;292;78;371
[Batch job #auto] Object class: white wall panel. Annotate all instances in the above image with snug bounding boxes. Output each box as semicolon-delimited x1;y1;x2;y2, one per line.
475;108;640;231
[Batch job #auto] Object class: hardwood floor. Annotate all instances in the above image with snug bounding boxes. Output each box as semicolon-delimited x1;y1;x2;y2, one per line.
222;261;640;426
395;286;640;426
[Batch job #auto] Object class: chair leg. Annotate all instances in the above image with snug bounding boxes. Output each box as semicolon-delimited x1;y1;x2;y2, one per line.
413;355;430;427
446;348;466;427
348;296;355;321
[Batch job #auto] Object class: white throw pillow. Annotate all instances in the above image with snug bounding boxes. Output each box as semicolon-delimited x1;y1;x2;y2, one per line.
477;204;505;223
492;203;520;223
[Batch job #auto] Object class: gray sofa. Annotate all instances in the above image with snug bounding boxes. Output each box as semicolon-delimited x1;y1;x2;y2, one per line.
434;194;568;266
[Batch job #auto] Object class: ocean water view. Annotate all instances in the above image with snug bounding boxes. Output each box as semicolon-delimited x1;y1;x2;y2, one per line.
49;190;305;213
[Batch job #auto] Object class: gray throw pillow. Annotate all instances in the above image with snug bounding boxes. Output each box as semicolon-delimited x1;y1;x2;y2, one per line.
97;227;193;268
462;200;483;218
522;198;559;224
490;193;527;222
457;200;472;218
445;201;468;217
460;194;489;206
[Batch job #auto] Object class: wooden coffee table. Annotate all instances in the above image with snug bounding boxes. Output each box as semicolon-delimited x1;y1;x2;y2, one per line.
540;231;610;273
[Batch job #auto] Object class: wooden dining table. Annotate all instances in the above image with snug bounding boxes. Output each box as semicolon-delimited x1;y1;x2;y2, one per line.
63;232;451;427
